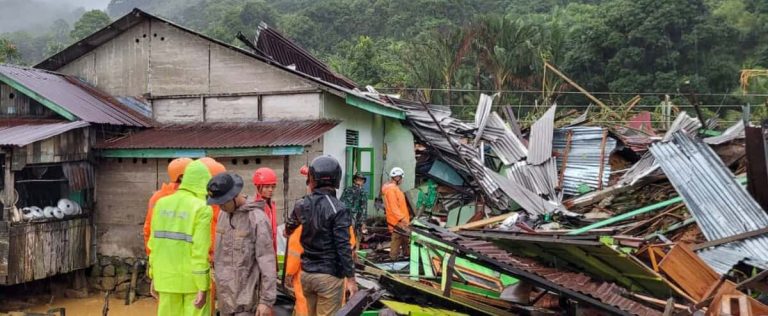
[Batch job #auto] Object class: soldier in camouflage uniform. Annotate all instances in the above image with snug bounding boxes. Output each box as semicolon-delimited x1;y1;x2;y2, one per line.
341;172;368;240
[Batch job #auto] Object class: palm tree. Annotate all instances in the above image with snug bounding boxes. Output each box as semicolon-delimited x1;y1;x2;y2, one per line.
476;16;540;103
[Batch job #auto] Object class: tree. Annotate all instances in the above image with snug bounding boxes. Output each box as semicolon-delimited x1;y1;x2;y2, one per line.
476;16;540;95
0;38;20;64
45;19;71;57
70;10;111;42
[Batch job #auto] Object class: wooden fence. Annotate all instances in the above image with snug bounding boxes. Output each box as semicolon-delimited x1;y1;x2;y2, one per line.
0;216;92;285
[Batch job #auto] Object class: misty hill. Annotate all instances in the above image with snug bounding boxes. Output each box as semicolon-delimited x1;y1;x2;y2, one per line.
0;0;85;33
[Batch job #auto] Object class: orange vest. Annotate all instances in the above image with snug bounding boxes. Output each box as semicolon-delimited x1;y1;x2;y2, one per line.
286;225;356;316
382;182;410;232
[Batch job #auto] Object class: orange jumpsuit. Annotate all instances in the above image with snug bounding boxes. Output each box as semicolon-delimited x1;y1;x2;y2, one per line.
381;182;410;232
286;226;356;316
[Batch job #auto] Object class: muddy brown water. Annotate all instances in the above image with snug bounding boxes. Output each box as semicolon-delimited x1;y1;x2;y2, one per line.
25;295;157;316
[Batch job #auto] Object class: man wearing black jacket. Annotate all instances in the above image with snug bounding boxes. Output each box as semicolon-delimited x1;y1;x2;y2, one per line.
285;156;357;316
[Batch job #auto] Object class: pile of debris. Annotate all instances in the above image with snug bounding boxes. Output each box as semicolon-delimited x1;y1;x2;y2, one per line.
322;92;768;315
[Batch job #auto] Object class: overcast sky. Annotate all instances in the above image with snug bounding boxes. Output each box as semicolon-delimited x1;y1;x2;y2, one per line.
0;0;111;33
40;0;110;9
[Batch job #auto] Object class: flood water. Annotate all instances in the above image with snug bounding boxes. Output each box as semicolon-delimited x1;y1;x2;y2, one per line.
25;295;157;316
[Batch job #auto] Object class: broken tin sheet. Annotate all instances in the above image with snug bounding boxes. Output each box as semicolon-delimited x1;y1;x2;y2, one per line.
527;104;556;165
650;132;768;273
553;127;617;195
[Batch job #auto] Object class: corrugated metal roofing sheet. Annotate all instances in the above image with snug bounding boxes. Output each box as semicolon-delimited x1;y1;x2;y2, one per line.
696;243;768;274
96;120;339;149
553;127;617;195
619;111;702;185
255;24;357;89
473;93;494;146
0;119;89;146
0;64;151;127
650;132;768;273
527;104;556;165
485;112;527;164
704;120;746;145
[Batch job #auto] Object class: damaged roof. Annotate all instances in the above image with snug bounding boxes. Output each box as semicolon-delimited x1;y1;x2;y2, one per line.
650;132;768;273
35;9;403;120
0;64;151;127
460;230;674;297
255;23;357;89
421;226;662;316
96;120;339;149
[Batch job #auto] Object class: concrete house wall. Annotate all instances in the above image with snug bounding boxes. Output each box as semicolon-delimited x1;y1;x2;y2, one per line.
52;18;335;258
321;94;416;214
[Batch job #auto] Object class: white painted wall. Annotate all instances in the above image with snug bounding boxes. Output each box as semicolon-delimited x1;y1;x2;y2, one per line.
321;93;375;197
205;96;260;122
320;94;415;206
262;93;321;121
383;118;416;191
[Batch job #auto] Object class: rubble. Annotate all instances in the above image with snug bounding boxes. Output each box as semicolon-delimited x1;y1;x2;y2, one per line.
331;88;768;315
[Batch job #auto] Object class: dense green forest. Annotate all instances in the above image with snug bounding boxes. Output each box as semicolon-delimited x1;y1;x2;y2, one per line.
3;0;768;120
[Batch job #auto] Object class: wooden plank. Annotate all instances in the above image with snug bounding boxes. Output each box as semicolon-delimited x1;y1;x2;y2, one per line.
658;244;719;301
449;213;513;232
1;218;92;285
0;221;8;276
692;226;768;251
709;281;768;315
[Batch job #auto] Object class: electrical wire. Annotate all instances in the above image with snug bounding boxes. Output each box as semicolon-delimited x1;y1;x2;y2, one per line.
373;87;768;97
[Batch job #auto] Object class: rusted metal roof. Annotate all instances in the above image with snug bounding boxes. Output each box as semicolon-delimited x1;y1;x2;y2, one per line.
96;120;339;149
0;119;89;147
255;24;357;89
0;64;151;127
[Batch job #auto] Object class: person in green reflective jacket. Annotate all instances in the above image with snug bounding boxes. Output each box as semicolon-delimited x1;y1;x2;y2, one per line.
148;159;213;316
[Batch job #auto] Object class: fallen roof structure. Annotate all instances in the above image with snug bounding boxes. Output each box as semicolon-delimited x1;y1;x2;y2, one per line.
419;225;664;316
459;230;678;297
650;132;768;274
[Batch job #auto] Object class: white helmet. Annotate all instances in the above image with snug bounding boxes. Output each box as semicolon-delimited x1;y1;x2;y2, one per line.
389;167;405;178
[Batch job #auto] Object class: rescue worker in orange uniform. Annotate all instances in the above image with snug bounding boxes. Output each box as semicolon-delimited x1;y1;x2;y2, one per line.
143;157;192;256
285;166;356;316
382;167;411;260
252;167;278;253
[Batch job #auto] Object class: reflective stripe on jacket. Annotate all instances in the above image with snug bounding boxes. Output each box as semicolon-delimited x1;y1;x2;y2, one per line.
143;183;178;256
148;160;212;293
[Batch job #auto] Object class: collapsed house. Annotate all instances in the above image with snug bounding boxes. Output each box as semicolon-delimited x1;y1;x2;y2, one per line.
1;7;767;316
330;89;768;315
